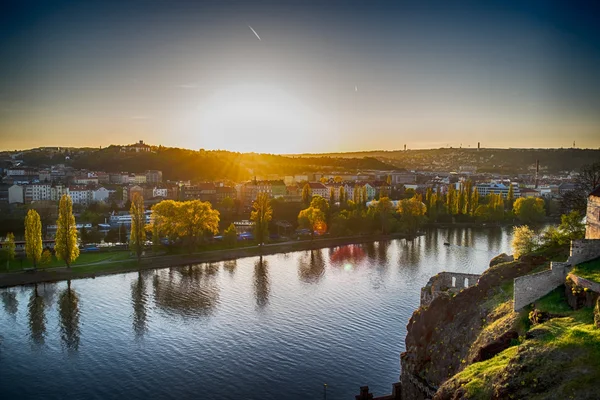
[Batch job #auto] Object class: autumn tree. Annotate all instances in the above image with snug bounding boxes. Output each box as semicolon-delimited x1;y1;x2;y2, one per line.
446;185;456;215
512;225;538;259
55;195;80;267
398;196;427;237
375;197;395;234
129;193;146;262
3;232;16;270
470;187;479;216
329;187;336;209
513;197;545;224
223;223;238;246
298;207;326;241
25;209;43;268
301;183;312;206
338;186;346;207
507;185;515;209
251;193;273;245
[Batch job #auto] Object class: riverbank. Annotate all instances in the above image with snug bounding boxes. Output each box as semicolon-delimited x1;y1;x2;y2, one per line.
0;233;411;288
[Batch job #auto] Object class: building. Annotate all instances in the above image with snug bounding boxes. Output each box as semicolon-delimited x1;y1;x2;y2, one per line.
519;188;541;198
475;182;520;198
121;140;151;152
73;176;99;186
92;187;111;203
69;186;93;205
153;187;168;198
215;185;237;203
24;184;52;202
559;182;577;196
129;173;147;185
586;187;600;239
109;172;129;184
180;183;217;202
146;170;163;184
307;182;329;198
8;184;24;204
128;185;144;201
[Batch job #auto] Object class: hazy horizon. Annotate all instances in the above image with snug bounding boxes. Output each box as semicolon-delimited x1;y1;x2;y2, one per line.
2;0;600;152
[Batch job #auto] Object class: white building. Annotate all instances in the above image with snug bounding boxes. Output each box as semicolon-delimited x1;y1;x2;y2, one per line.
69;187;93;205
92;187;111;203
153;187;168;198
25;184;52;202
307;182;329;198
475;182;520;198
8;185;24;204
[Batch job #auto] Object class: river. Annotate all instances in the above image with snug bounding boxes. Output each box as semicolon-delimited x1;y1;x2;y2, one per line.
0;227;513;399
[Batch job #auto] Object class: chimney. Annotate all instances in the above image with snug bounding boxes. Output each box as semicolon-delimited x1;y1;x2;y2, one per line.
477;142;480;150
404;144;407;151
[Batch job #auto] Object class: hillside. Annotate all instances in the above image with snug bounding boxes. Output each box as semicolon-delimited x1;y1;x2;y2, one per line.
296;148;600;174
17;145;398;182
401;249;600;400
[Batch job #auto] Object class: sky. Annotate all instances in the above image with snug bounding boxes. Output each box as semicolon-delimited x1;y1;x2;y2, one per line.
1;0;600;153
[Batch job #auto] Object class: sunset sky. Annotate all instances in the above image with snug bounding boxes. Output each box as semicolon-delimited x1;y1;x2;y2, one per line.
1;0;600;153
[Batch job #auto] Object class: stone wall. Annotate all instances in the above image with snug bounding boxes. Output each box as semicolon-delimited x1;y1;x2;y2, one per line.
568;239;600;265
586;195;600;239
513;262;569;311
568;273;600;294
420;272;481;307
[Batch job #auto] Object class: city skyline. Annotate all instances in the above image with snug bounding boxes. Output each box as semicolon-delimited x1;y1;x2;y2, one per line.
2;0;600;153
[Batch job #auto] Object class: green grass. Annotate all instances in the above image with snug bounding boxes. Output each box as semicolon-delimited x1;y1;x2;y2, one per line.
570;258;600;284
533;287;573;315
1;250;132;272
455;346;519;399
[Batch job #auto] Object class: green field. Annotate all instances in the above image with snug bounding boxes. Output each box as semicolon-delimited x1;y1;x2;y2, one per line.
570;258;600;284
1;250;133;272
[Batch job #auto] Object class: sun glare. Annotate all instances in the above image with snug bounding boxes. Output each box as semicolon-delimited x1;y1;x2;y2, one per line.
180;84;332;154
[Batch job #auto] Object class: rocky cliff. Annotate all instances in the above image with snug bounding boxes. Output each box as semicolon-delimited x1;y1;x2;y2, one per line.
399;252;600;399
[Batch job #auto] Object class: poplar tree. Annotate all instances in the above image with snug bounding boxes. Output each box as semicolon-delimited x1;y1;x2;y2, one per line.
251;193;273;245
25;210;43;268
55;195;80;267
338;186;346;207
446;185;455;215
507;184;515;209
129;193;146;262
463;181;472;215
470;187;479;216
301;183;312;206
3;232;16;270
329;186;336;209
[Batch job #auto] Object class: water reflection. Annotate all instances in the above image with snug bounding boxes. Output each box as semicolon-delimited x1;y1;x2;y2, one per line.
153;264;220;318
254;256;270;309
223;260;237;276
329;245;366;267
298;250;325;283
58;281;80;351
131;272;148;338
376;241;391;265
28;284;46;346
1;290;18;317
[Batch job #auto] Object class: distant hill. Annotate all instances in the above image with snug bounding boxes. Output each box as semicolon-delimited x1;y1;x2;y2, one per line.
293;148;600;174
19;145;398;182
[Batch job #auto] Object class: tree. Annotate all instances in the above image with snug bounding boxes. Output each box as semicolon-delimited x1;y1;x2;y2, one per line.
251;193;273;245
512;225;538;259
398;197;427;237
298;207;326;240
55;194;80;267
558;210;585;241
328;187;336;209
223;223;238;246
560;161;600;213
301;183;312;206
3;232;16;270
151;221;161;253
129;193;146;262
470;187;479;216
513;197;545;224
375;197;395;234
338;186;346;207
25;209;43;268
507;185;515;209
40;249;53;266
446;185;455;215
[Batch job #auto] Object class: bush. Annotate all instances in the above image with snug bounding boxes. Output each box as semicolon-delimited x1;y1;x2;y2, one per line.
511;225;538;259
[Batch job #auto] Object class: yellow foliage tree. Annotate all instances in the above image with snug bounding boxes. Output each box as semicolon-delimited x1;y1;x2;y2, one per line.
129;193;146;262
55;194;80;267
398;196;427;237
25;209;43;268
251;193;273;245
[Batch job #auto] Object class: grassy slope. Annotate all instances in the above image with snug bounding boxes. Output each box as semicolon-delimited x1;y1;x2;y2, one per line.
443;287;600;399
570;258;600;284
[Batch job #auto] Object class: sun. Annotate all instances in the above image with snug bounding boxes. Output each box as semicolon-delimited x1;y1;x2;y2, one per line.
180;84;332;154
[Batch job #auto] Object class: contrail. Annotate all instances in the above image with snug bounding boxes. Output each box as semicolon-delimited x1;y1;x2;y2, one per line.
248;25;261;41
